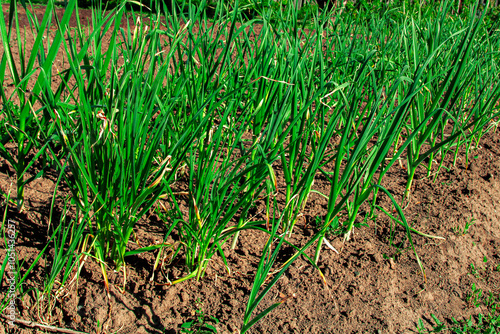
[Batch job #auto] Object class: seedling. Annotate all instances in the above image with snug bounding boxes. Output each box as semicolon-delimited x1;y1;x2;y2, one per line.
180;309;219;334
418;284;500;333
469;264;482;280
453;217;476;236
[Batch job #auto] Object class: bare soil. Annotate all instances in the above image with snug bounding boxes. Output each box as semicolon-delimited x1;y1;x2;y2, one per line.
1;5;500;334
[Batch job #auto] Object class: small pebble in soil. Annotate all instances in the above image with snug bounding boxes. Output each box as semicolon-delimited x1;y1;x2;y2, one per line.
372;253;383;263
389;258;396;269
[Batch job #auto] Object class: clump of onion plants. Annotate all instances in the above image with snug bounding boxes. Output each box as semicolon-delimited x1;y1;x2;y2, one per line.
47;0;201;290
401;0;500;199
0;0;74;211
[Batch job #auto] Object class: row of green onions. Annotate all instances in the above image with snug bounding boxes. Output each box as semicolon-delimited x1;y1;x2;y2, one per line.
1;0;499;331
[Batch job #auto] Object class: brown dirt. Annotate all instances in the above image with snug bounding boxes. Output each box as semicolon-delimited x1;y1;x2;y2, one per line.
1;4;500;334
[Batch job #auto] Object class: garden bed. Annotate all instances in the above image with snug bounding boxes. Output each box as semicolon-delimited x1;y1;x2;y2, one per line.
1;2;500;333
